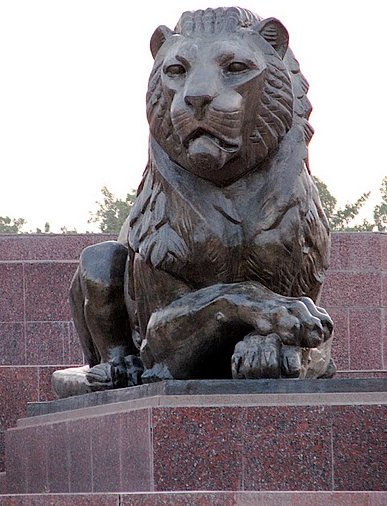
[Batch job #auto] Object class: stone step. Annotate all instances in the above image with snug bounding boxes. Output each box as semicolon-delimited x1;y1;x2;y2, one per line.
26;378;387;418
0;491;386;505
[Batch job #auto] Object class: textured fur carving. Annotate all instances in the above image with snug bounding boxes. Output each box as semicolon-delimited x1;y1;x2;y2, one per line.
124;7;329;302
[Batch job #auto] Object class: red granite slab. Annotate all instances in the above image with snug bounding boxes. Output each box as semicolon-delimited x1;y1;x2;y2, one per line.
67;418;93;493
0;234;116;262
242;405;331;436
24;262;77;321
381;233;387;271
25;425;49;493
235;491;387;505
383;309;387;369
4;390;387;494
5;425;49;493
349;309;383;370
47;422;70;492
0;323;25;365
0;494;118;505
325;307;349;370
336;371;387;379
0;264;24;322
242;405;332;491
0;431;5;476
243;432;331;491
2;491;386;505
0;367;39;472
332;405;386;490
0;471;6;494
0;367;39;430
120;409;152;492
38;366;61;402
67;322;84;365
152;406;243;491
320;271;381;308
25;321;68;365
4;428;27;493
330;233;382;271
120;491;236;505
91;414;121;492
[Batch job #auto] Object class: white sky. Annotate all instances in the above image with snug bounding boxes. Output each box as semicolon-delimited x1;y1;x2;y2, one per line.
0;0;386;232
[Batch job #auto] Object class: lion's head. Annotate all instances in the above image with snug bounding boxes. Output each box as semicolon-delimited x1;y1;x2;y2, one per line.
146;7;311;186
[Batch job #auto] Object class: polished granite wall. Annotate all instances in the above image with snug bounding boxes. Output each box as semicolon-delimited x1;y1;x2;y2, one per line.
1;491;387;505
0;232;386;472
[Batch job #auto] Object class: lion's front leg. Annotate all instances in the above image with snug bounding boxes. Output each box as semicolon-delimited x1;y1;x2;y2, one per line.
142;281;334;381
231;295;335;379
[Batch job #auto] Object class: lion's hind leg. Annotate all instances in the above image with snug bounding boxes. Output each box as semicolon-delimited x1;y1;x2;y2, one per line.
69;265;100;367
70;241;142;390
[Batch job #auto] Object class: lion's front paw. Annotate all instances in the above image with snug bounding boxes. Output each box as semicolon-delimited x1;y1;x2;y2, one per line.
249;297;333;349
231;332;302;379
232;296;334;379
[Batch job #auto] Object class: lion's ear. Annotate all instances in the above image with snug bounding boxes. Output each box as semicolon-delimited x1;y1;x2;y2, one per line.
254;17;289;59
150;25;174;59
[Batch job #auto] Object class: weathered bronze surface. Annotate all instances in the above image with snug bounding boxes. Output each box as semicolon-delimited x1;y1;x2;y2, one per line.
53;7;335;397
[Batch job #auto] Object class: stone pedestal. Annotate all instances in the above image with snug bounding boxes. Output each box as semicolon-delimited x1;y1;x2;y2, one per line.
4;379;386;497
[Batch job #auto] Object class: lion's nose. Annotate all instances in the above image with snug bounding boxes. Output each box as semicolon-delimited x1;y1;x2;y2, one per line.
184;94;213;119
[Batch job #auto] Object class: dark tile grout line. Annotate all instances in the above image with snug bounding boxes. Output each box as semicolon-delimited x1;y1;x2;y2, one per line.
22;263;27;366
330;422;335;490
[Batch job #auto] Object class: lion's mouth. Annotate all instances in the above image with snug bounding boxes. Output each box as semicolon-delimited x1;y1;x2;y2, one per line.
184;128;239;153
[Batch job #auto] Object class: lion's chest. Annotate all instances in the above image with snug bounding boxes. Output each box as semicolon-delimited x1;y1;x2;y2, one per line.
157;202;302;295
129;157;307;298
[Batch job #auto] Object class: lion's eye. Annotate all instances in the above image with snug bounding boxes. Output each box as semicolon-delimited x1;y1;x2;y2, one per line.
227;62;249;73
165;64;186;77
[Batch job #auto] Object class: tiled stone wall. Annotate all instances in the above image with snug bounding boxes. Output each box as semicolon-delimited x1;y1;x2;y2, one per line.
5;394;386;493
320;233;386;376
0;233;386;472
0;234;115;472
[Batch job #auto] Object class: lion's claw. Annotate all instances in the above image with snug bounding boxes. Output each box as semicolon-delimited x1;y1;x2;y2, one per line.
86;355;144;390
86;363;114;390
260;298;333;349
232;333;281;379
281;345;301;378
232;332;304;380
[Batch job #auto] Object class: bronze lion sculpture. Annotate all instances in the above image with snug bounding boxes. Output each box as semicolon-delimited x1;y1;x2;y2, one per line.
54;7;335;396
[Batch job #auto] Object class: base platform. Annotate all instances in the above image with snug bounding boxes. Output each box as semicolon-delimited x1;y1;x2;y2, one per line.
4;379;387;495
1;492;387;505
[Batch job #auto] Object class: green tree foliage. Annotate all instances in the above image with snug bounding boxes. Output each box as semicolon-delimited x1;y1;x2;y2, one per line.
0;216;26;233
89;186;136;233
312;177;337;223
373;176;387;232
313;176;386;232
0;218;79;234
35;222;51;233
